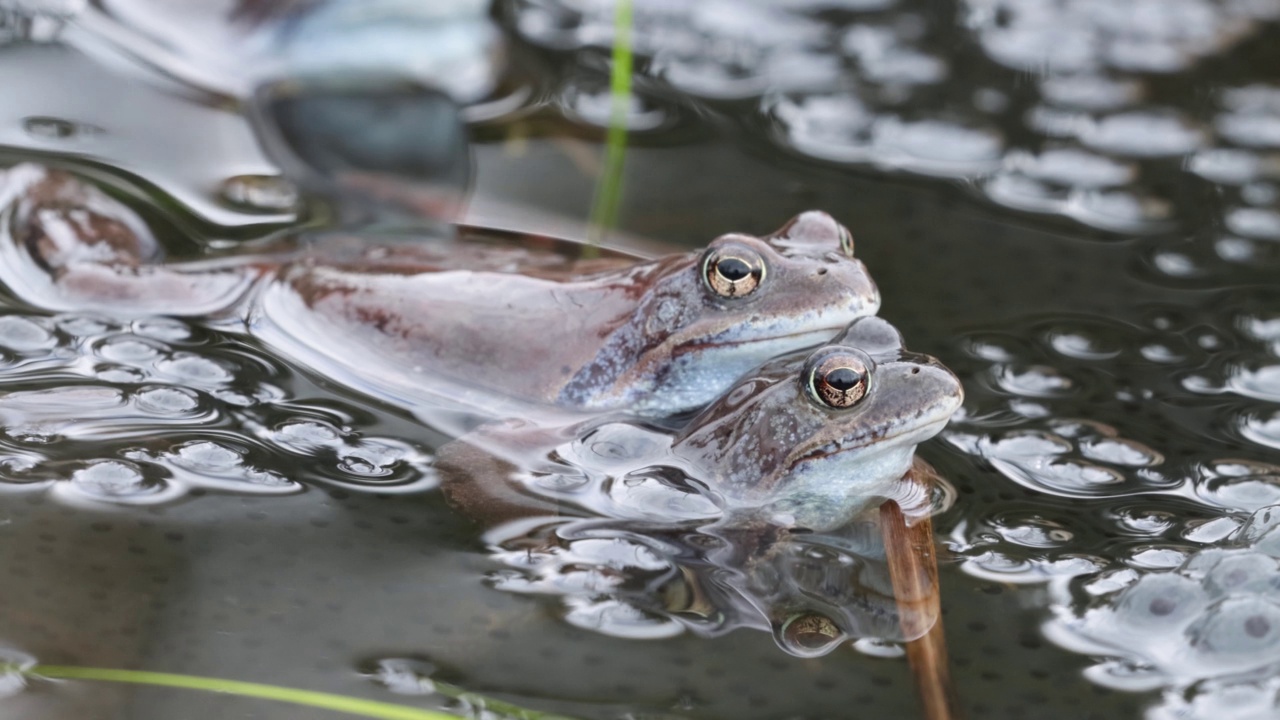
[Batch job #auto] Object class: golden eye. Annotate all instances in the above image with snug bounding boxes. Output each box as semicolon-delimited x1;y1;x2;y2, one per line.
838;224;855;258
702;244;765;299
804;347;871;409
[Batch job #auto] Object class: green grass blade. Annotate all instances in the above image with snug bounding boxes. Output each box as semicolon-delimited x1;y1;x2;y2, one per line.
16;664;578;720
587;0;634;247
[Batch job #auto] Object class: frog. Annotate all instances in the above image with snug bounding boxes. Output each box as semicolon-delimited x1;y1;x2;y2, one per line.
436;315;963;660
438;315;964;533
0;163;881;425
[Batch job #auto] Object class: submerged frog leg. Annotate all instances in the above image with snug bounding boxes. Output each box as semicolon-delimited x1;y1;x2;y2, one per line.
0;163;259;316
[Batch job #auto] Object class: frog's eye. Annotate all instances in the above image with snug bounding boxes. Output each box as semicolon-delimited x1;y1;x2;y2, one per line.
702;244;766;299
838;224;855;258
804;347;871;409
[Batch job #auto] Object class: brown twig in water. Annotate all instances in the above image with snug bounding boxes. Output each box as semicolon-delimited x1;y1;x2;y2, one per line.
880;470;960;720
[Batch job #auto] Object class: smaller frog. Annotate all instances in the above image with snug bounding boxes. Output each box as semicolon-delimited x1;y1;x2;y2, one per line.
0;164;881;425
441;315;964;533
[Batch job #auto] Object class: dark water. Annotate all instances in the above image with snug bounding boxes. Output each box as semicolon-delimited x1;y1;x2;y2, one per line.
0;0;1279;718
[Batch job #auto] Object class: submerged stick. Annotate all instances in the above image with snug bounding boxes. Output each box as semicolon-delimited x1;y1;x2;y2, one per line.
880;483;959;720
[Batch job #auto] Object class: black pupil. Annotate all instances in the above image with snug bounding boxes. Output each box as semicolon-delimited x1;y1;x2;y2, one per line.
824;367;860;391
717;257;752;281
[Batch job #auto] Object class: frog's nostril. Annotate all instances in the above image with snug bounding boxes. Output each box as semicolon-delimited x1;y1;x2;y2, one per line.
816;268;828;276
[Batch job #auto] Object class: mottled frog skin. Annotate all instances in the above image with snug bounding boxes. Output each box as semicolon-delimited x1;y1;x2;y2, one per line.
440;316;964;532
0;163;881;422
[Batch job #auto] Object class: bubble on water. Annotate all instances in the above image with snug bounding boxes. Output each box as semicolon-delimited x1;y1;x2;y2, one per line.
1013;147;1137;188
54;313;116;337
1113;506;1176;536
94;364;147;383
271;420;343;450
1196;473;1280;513
57;459;177;506
1239;409;1280;450
130;317;193;343
0;648;35;697
1183;517;1242;544
1225;207;1280;240
1080;112;1205;157
155;353;233;385
1039;74;1144;111
1189;149;1263;185
1221;364;1280;402
767;92;879;159
1127;546;1191;570
96;335;168;365
563;596;684;639
560;82;670;132
171;440;244;472
962;333;1027;362
0;315;56;353
984;173;1067;213
872;117;1004;176
1216;86;1280;148
1080;437;1163;466
366;658;437;696
993;364;1073;397
990;514;1075;548
133;386;202;415
1070;189;1174;233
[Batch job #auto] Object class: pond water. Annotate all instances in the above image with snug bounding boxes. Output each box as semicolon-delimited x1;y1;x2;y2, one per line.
1;1;1279;719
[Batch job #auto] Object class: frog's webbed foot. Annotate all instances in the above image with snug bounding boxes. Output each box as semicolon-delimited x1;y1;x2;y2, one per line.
0;163;258;316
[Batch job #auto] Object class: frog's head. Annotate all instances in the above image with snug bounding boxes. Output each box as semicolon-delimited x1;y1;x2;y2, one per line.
559;211;880;414
672;317;962;532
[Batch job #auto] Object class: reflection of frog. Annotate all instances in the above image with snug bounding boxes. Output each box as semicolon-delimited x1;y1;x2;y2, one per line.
438;316;963;657
441;315;964;532
0;164;880;421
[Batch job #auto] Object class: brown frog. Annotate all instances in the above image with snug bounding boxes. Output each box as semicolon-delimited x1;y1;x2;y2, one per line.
0;163;880;423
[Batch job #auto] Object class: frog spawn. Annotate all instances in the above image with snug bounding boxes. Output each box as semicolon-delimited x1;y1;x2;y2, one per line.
0;310;435;505
483;513;916;657
1043;506;1280;717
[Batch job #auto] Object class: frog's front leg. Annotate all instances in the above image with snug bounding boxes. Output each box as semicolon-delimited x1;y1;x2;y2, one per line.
0;163;263;316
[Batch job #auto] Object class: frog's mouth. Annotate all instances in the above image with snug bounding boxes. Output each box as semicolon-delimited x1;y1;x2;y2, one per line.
790;405;961;467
